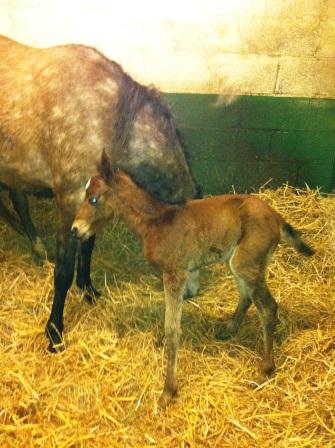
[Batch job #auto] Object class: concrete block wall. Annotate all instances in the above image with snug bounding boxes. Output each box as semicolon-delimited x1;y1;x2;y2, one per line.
0;0;334;98
0;0;334;191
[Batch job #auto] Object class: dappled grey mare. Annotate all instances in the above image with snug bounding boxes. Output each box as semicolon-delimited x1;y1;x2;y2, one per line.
0;35;200;351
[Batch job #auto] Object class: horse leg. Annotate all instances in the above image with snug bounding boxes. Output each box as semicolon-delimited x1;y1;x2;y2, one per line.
231;276;277;377
45;205;78;352
0;196;25;235
76;235;101;303
9;190;47;261
252;282;278;377
228;243;278;377
158;270;187;408
216;275;252;340
183;269;200;300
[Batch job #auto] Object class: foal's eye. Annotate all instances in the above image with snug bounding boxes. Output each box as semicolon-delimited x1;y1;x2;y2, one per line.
89;196;98;206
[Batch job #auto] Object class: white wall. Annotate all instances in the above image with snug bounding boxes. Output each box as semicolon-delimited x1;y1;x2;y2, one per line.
0;0;334;98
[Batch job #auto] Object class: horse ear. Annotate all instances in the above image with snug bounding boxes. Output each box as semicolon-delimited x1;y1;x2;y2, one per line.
99;149;113;182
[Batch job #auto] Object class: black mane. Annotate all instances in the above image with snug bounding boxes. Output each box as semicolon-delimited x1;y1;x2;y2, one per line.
113;66;179;149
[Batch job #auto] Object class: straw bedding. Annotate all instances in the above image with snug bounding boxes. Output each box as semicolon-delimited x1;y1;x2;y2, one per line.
0;186;334;447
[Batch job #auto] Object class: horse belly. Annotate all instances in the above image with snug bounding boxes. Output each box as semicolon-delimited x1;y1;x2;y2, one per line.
0;163;51;192
0;133;52;191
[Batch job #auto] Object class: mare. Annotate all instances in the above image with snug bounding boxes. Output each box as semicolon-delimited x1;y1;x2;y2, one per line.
0;35;199;351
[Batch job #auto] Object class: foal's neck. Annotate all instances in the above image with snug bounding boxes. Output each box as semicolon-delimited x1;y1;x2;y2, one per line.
112;173;174;239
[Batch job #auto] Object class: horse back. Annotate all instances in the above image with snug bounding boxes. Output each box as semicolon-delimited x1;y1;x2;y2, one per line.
0;36;120;192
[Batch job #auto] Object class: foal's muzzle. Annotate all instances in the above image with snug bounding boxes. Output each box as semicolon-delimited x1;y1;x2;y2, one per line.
71;219;92;241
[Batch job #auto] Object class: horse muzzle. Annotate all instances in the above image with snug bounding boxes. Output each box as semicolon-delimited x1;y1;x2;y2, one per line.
71;220;91;240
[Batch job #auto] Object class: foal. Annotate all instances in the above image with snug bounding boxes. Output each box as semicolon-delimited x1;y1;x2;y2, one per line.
72;156;314;407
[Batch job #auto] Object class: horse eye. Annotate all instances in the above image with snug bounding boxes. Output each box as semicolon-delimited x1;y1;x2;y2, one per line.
89;196;98;206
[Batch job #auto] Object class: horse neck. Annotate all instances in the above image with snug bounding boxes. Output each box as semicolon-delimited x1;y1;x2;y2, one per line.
111;175;168;239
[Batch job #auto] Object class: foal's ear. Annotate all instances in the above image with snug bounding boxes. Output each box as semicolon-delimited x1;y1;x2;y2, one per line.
99;150;113;182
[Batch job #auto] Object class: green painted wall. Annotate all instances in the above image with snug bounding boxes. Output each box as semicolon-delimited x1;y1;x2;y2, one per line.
165;94;335;194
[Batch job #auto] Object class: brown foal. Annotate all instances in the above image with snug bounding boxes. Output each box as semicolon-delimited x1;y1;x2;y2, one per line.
72;156;314;407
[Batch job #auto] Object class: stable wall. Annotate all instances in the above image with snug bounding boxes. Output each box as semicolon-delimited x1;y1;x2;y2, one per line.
0;0;334;191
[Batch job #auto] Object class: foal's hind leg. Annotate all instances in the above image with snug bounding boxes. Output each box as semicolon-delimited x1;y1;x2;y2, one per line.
9;190;47;261
229;247;278;377
216;276;252;340
76;235;101;303
252;282;278;376
232;276;278;376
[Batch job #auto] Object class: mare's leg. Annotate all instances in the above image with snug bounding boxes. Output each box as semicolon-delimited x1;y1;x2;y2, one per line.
9;190;47;261
46;204;78;352
159;271;187;408
76;235;101;303
183;269;200;299
0;196;25;235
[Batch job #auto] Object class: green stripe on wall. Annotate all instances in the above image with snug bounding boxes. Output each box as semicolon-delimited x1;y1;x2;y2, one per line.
164;94;335;194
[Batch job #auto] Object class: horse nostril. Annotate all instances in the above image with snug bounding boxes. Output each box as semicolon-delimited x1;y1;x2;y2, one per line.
71;226;78;238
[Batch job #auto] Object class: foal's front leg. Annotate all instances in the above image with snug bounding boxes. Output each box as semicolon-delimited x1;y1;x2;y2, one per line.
159;270;187;408
76;235;101;303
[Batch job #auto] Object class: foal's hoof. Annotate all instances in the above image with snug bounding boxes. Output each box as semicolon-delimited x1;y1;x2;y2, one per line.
158;389;177;409
183;272;199;300
45;321;64;353
183;288;195;300
260;359;275;378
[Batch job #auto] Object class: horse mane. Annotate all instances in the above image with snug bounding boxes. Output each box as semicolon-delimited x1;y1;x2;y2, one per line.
113;69;180;149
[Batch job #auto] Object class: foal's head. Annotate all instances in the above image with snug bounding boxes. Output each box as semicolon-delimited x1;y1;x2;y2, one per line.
72;151;181;240
71;174;115;240
72;150;131;239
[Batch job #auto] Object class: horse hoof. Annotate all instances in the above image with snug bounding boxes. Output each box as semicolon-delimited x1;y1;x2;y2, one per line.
183;289;194;300
260;359;275;378
84;293;96;304
83;285;101;304
183;271;199;300
31;237;48;263
45;321;64;352
158;390;176;409
47;340;65;353
215;322;236;341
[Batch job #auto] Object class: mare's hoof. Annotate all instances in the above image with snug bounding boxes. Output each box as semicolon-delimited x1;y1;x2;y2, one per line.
45;321;64;353
47;340;65;353
83;285;101;304
31;237;48;264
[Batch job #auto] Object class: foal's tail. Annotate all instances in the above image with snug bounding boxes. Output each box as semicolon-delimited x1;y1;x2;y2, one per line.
280;222;315;256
